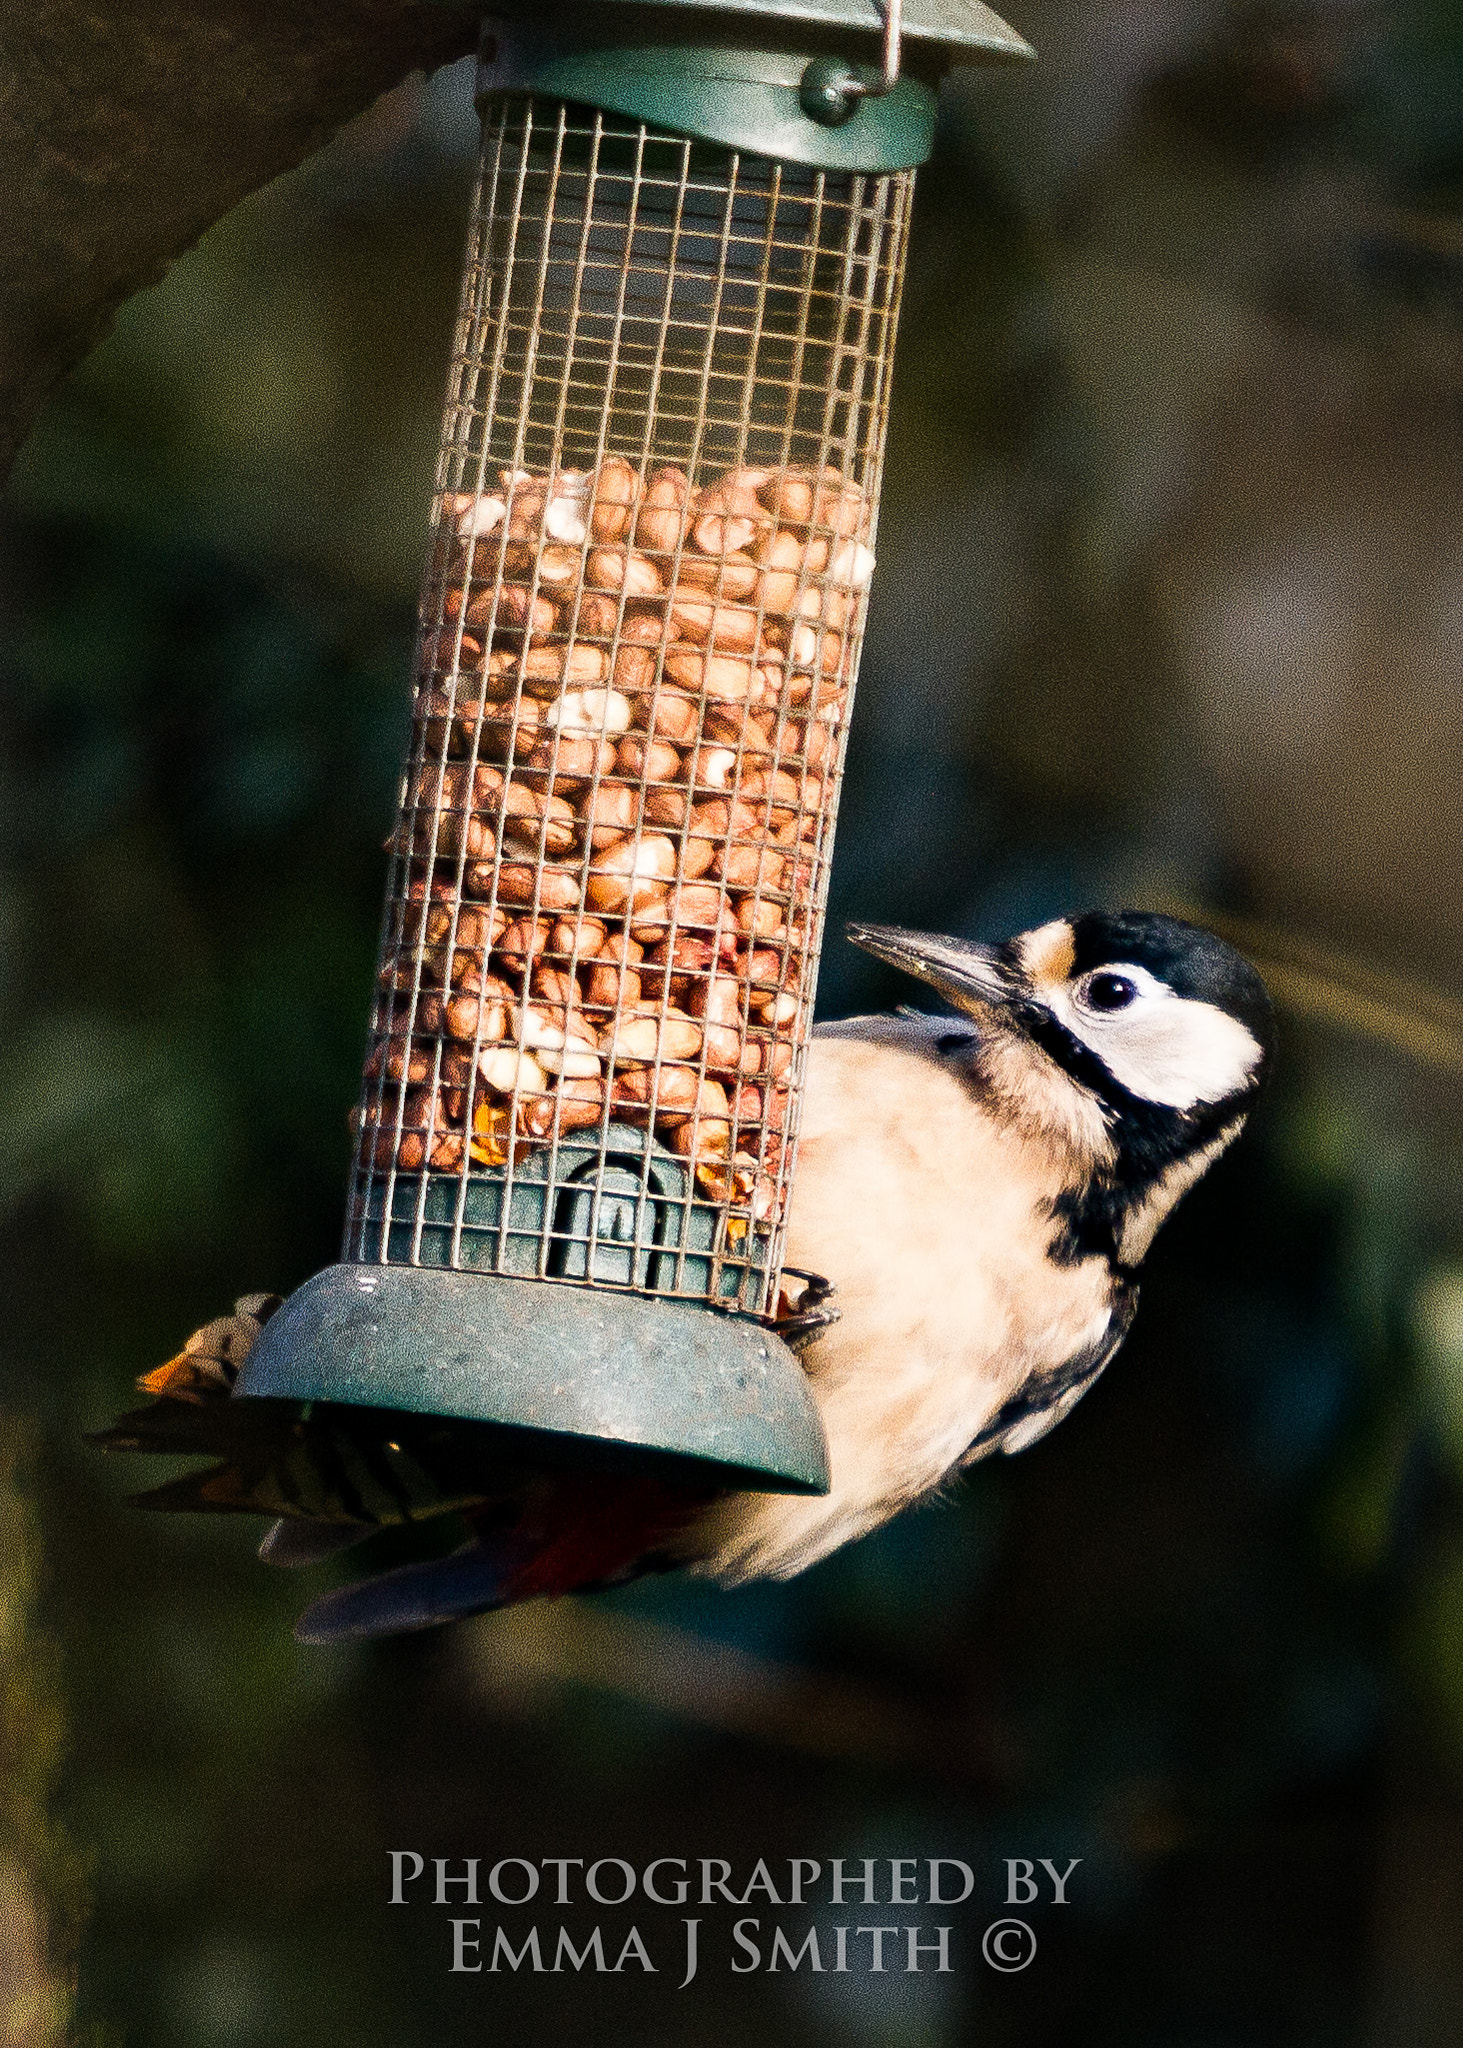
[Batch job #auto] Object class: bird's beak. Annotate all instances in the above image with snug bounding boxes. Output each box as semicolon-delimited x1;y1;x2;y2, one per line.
846;923;1013;1014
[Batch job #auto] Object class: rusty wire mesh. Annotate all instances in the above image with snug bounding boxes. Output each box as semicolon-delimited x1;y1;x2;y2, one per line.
344;97;913;1314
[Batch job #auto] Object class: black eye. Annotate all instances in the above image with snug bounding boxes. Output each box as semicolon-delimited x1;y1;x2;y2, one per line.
1082;971;1138;1013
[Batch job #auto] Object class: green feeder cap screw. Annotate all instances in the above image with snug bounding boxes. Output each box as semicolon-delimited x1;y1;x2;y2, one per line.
799;54;876;125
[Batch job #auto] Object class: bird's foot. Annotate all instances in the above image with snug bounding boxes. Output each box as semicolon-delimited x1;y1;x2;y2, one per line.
773;1268;840;1351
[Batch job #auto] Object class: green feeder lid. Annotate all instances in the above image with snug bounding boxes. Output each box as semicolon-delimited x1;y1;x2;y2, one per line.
477;0;1032;170
579;0;1033;59
234;1263;831;1495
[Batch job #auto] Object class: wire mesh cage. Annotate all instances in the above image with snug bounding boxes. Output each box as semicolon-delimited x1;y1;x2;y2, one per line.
345;98;913;1320
90;4;1033;1527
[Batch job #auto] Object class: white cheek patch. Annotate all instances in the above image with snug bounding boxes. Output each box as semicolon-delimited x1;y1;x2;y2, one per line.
1049;984;1264;1110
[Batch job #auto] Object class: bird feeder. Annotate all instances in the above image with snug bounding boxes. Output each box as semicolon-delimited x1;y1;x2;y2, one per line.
233;0;1032;1496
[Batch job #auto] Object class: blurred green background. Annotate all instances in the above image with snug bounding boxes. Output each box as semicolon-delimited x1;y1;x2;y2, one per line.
4;0;1463;2040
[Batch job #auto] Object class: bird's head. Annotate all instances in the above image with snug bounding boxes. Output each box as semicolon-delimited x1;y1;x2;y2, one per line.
848;911;1274;1246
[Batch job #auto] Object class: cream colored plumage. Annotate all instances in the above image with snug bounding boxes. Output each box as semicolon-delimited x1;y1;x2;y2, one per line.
689;1014;1121;1583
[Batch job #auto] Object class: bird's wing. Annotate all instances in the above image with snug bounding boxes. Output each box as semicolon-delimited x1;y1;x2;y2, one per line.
962;1288;1138;1462
811;1009;960;1056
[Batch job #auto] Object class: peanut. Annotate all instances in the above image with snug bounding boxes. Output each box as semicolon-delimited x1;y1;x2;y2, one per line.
543;472;591;548
674;551;759;600
478;1046;551;1095
589;457;640;544
736;940;786;981
611;644;658;693
611;1065;701;1116
753;990;800;1027
753;528;825;614
756;470;815;527
467;584;556;634
739;765;817;813
396;810;494;862
419;627;484;677
534;543;583;587
520;644;610;696
634;467;690;554
742;1035;794;1080
644;932;723;978
585;834;677;913
634;688;699;742
548;915;608;961
778;713;835;769
489;863;582;910
495;916;555;972
511;999;598;1062
442;986;511;1042
546;687;632;738
413;759;504;813
668;1114;732;1163
828;538;876;588
692;504;765;557
717;843;791;891
642;785;688;830
663;650;756;701
582;958;643;1012
554;1075;608;1129
666;592;760;652
688;796;762;844
684;743;738;790
732;893;786;939
533;1038;604;1081
574;592;622;639
586;547;663;597
616;735;682;783
400;894;504;952
364;1036;433;1085
679;832;716;882
629;880;727;942
818;482;869;541
396;944;491;995
578;780;639;850
447;491;507;539
471;698;543;763
661;1077;732;1127
604;1007;704;1064
522;736;617;788
701;704;775;751
497;781;577;858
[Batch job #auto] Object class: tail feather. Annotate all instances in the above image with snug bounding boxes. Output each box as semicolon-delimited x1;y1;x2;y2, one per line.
293;1537;521;1644
258;1518;374;1569
292;1472;720;1644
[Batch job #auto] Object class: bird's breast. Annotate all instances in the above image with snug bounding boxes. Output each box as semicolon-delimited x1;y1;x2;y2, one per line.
690;1028;1117;1583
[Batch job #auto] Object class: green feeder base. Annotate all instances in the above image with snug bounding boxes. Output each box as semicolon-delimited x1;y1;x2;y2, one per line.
233;1263;830;1495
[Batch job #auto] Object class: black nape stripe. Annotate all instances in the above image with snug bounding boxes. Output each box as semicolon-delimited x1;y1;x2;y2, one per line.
1018;996;1254;1271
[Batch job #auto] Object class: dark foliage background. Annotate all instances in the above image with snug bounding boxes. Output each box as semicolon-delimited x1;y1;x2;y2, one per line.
3;1;1463;2040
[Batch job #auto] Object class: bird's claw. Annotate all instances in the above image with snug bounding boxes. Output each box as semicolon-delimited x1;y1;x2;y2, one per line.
773;1268;840;1350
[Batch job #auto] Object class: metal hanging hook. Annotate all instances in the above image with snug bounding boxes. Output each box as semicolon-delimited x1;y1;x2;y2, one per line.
864;0;905;99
